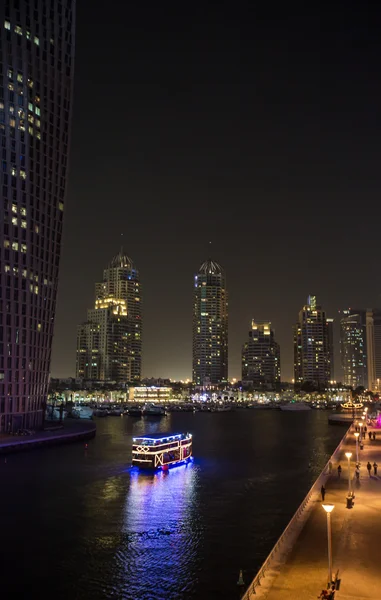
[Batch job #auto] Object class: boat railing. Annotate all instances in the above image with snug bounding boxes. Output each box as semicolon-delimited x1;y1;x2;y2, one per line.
240;423;353;600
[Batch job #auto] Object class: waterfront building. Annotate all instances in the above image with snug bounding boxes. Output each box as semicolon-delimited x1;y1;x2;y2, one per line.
0;2;76;431
340;309;367;389
129;386;172;403
76;250;142;383
366;309;381;392
192;258;228;385
242;320;280;389
293;296;333;388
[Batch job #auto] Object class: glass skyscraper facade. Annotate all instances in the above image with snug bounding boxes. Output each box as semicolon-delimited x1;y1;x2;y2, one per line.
0;0;75;431
192;258;228;386
242;319;280;389
340;309;367;389
76;250;142;383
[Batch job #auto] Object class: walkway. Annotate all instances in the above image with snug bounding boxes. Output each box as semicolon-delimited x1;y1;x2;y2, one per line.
0;419;96;453
253;424;381;600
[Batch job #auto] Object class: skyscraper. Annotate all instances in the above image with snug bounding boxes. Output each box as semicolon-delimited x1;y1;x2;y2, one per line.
340;309;367;389
192;258;228;386
242;319;280;389
76;250;142;383
366;309;381;392
294;296;333;388
0;2;75;431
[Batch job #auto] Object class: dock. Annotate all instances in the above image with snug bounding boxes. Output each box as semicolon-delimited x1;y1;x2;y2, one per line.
242;421;381;600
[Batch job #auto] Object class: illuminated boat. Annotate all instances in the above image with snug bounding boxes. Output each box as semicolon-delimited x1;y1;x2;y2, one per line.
132;432;193;470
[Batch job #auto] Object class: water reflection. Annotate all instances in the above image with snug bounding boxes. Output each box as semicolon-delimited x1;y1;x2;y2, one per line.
116;463;200;599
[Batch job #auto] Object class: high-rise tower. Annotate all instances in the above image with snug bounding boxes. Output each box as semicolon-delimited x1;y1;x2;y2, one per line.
242;319;280;389
76;250;142;382
340;309;367;389
294;296;333;388
0;1;76;430
192;259;228;386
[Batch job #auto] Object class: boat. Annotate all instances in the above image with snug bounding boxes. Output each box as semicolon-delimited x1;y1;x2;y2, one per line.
128;406;142;417
280;402;311;411
211;404;232;412
71;405;94;419
142;403;166;416
132;432;193;470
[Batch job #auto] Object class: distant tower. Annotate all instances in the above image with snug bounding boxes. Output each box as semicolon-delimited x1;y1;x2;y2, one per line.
294;296;332;387
192;259;228;385
242;320;280;389
76;250;142;382
340;309;367;389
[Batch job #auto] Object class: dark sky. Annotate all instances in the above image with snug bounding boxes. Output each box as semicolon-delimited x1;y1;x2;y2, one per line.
51;1;381;382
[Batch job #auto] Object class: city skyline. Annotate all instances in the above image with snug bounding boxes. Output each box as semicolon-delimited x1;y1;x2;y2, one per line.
50;1;381;382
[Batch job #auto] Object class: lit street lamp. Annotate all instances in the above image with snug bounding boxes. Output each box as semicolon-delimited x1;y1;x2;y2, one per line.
345;451;352;496
359;421;363;442
322;504;335;586
354;432;359;464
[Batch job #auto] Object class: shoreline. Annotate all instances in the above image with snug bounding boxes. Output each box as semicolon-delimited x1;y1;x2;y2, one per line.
0;420;96;454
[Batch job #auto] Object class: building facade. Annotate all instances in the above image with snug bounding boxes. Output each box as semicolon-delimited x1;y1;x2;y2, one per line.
294;296;333;388
76;250;142;383
366;309;381;392
192;258;228;385
0;1;76;431
242;319;280;389
340;309;367;389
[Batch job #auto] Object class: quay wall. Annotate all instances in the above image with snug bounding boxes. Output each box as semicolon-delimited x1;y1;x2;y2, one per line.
0;422;96;455
241;423;352;600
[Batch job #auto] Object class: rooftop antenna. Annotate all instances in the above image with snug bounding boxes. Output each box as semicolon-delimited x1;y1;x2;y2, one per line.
120;232;124;254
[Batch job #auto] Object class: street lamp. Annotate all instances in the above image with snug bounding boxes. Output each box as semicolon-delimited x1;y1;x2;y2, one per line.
359;421;363;442
322;504;335;586
345;452;352;496
354;432;359;464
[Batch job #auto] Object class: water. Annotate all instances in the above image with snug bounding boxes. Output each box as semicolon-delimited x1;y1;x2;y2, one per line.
0;410;345;599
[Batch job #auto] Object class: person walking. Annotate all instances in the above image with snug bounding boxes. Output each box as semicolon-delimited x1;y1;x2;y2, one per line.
373;462;378;475
321;485;326;501
355;465;360;479
367;461;372;476
373;431;376;441
364;425;367;433
338;464;342;478
369;431;372;440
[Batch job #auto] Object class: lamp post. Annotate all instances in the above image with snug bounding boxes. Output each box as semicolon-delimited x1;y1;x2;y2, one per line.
354;432;359;464
322;504;334;586
359;421;363;442
345;451;352;496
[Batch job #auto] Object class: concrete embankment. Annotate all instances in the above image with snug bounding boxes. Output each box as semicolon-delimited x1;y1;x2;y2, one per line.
0;420;96;454
241;424;353;600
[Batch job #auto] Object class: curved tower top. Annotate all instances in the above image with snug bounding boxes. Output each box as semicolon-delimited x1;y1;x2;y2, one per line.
109;248;135;270
198;258;224;276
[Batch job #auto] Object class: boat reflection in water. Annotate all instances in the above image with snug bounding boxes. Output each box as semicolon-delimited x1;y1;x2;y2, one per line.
121;461;200;599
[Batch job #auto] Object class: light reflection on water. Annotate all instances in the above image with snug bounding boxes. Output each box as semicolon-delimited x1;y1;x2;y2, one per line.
0;411;346;600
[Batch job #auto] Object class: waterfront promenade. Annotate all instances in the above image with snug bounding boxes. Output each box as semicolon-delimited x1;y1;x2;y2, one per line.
244;423;381;600
0;419;96;454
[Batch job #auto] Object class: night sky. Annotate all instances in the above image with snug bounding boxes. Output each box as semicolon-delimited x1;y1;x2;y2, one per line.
51;2;381;382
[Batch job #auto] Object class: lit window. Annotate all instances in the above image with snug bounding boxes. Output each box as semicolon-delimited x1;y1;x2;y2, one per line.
36;119;40;128
7;69;13;79
21;220;27;228
37;323;42;332
17;109;24;118
35;106;40;116
12;217;18;226
20;170;26;179
27;78;33;88
28;102;33;112
34;36;39;46
15;25;22;35
22;270;27;278
26;30;31;40
4;265;10;272
34;224;39;233
20;207;26;216
28;114;34;124
36;131;40;139
9;118;15;127
11;167;17;176
8;83;14;91
28;126;33;135
59;201;64;211
12;204;17;214
17;73;23;83
11;242;18;251
4;21;11;30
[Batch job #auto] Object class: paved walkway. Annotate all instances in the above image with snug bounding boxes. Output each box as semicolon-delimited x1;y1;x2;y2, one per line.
259;424;381;600
0;419;96;451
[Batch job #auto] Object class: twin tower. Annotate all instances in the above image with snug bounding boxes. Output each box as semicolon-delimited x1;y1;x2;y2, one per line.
76;253;228;385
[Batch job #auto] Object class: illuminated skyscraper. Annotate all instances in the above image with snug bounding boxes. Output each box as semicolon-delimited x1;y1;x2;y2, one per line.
366;309;381;391
242;320;280;389
0;1;75;430
76;250;142;382
340;309;367;389
192;259;228;385
294;296;333;387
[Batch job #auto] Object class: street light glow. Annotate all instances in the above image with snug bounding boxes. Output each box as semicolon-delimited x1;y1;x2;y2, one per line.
322;503;334;513
354;432;359;438
345;452;352;459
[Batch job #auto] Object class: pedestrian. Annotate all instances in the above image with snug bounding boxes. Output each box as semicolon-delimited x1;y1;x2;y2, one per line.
328;461;333;475
364;425;367;433
338;464;342;478
321;485;326;501
373;431;376;441
373;462;378;476
355;466;360;479
367;461;372;476
369;431;372;440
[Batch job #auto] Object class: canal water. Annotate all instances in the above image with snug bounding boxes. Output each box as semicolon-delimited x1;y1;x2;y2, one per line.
0;410;345;599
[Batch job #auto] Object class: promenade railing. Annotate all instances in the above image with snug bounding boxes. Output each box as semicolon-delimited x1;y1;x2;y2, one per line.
241;424;352;599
